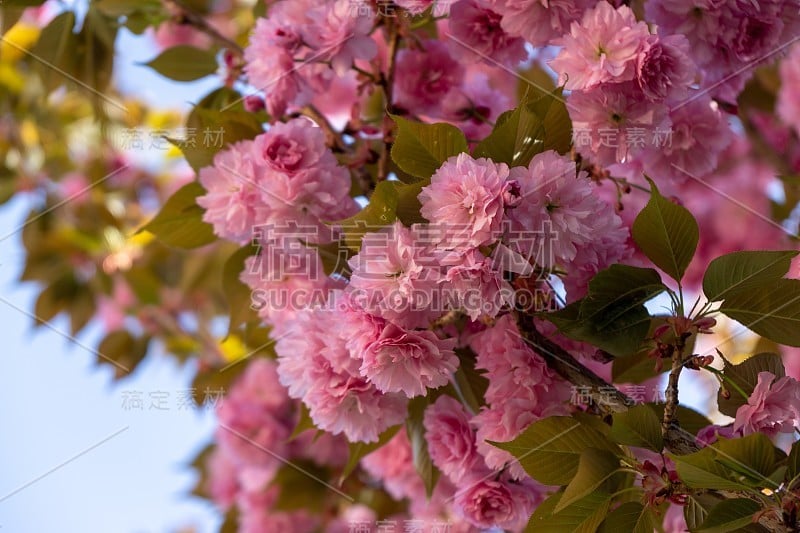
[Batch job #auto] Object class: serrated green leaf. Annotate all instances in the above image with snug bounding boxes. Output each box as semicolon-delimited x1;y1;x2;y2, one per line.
407;396;439;498
787;440;800;485
337;179;426;250
474;87;571;167
703;250;799;302
144;45;218;81
526;491;611;533
390;116;467;178
717;353;785;417
719;279;800;347
542;265;665;357
610;404;664;451
632;178;699;282
491;416;621;485
684;494;724;531
671;433;782;491
599;502;655;533
222;245;259;333
696;498;760;533
141;182;217;248
557;448;620;512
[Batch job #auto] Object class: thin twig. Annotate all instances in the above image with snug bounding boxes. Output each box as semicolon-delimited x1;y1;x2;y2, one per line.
163;0;244;55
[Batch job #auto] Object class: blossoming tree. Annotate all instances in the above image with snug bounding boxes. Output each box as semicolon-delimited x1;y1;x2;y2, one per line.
6;0;800;531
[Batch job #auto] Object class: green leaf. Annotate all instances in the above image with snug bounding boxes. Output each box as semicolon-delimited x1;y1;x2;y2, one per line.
97;330;150;379
609;404;664;451
141;182;217;248
717;353;785;417
144;45;218;81
223;245;260;333
339;425;401;484
556;448;620;512
452;348;489;413
337;179;426;250
406;396;439;498
474;87;572;167
599;502;655;533
684;494;724;531
526;491;611;533
390;116;468;179
175;88;264;172
273;460;330;513
543;265;665;357
632;178;699;282
31;12;78;91
787;440;800;485
719;279;800;347
696;498;760;533
491;416;621;485
703;250;799;302
671;433;782;491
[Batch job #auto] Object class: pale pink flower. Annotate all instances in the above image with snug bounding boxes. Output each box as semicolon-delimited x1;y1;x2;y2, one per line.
636;34;695;101
424;395;479;483
206;449;240;510
244;41;310;117
641;96;732;184
447;0;527;67
303;1;377;75
734;371;800;436
362;322;458;397
490;0;592;47
778;43;800;136
215;359;293;476
470;316;570;477
419;153;512;249
197;139;263;244
394;40;465;115
568;82;669;166
508;150;627;268
441;248;514;320
453;474;540;530
275;305;408;443
348;222;444;329
550;2;650;90
361;431;425;500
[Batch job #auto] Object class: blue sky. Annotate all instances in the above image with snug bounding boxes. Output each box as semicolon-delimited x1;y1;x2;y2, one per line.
0;24;224;533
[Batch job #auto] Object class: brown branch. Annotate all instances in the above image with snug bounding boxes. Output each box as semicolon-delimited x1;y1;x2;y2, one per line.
516;312;792;530
515;312;699;455
302;105;347;153
376;18;401;182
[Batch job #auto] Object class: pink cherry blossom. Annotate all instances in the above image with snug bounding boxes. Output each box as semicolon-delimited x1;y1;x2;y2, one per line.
569;82;669;166
423;395;480;483
441;248;515;320
419;153;512;249
394;40;465;115
734;371;800;436
453;473;541;530
550;2;651;90
641;96;732;184
348;221;444;329
507;150;627;271
361;431;425;501
636;34;695;101
303;1;377;75
489;0;592;47
275;304;408;442
361;322;458;397
197;139;263;244
447;0;527;67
